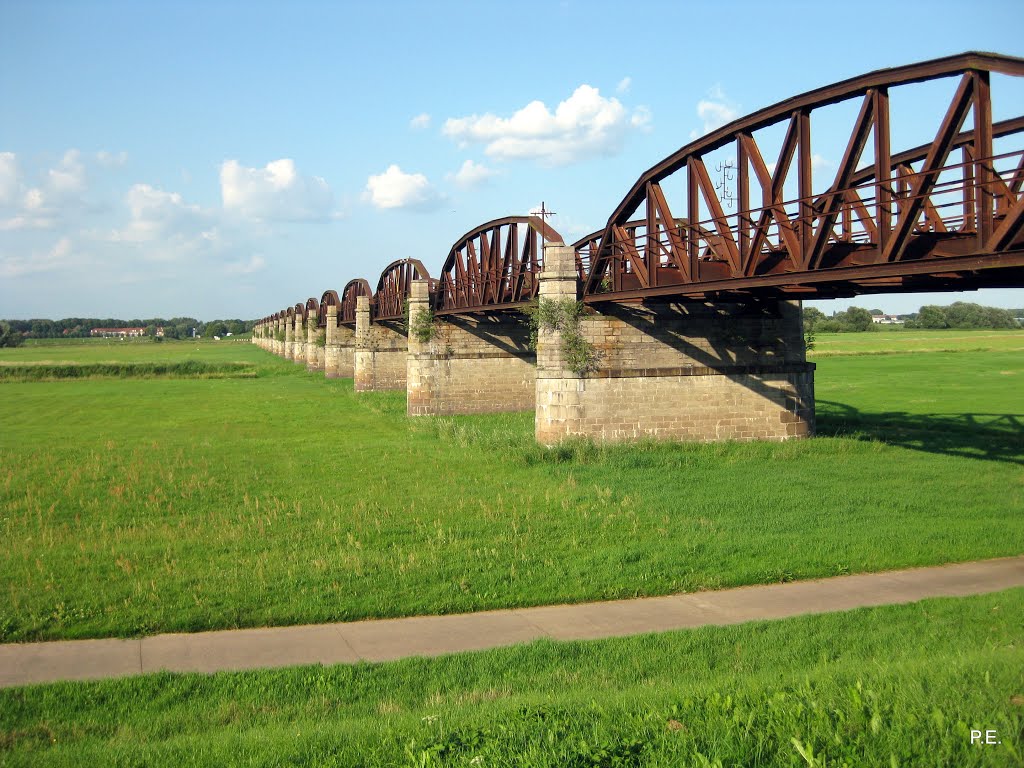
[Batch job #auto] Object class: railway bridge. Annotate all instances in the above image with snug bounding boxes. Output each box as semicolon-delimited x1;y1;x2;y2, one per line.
254;52;1024;444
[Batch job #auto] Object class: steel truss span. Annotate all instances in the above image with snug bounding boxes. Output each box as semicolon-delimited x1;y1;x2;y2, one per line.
582;52;1024;303
374;260;431;322
318;290;340;328
339;280;370;326
434;216;563;316
264;53;1024;323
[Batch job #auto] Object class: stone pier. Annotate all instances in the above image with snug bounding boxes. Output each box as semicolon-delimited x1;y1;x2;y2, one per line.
284;314;295;361
324;308;356;379
407;279;535;416
305;314;322;372
353;295;407;391
535;245;815;444
291;313;306;365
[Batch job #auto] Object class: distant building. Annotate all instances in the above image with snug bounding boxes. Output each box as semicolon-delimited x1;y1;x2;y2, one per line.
871;314;904;325
90;327;146;338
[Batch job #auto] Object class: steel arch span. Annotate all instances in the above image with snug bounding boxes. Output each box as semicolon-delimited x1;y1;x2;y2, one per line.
373;259;431;322
338;281;370;326
583;51;1024;303
318;290;340;327
434;216;564;316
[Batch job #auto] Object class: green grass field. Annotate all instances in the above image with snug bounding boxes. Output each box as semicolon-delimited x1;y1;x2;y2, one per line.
0;337;259;366
1;330;1022;765
0;333;1021;642
810;327;1024;355
1;590;1021;766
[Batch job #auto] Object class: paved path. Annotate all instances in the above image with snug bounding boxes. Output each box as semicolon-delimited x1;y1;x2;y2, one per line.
2;556;1022;689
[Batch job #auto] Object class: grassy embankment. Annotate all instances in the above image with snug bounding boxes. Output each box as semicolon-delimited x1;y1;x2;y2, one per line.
0;332;1021;642
1;590;1021;766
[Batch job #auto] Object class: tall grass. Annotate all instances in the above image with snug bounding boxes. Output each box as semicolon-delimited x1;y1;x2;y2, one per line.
0;342;1020;642
0;361;257;380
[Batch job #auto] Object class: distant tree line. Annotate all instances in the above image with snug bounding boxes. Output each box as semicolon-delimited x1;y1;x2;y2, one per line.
803;301;1021;334
902;302;1021;329
0;317;255;346
802;306;875;333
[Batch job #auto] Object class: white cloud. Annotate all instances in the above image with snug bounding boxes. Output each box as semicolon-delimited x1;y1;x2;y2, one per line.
631;105;652;130
689;85;740;139
363;164;443;211
410;113;431;130
0;152;20;205
443;84;650;166
96;150;128;167
220;158;335;221
0;149;100;230
48;149;86;195
0;236;74;278
112;183;214;244
616;77;632;94
449;159;496;189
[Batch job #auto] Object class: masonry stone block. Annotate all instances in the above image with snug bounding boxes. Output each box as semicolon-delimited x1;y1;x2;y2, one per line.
535;245;814;444
406;279;536;416
354;295;407;392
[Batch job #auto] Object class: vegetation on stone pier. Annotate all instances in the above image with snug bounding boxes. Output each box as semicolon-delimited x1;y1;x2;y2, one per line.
524;297;600;375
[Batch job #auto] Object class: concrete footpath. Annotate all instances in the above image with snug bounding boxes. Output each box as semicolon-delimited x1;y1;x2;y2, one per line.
2;556;1022;689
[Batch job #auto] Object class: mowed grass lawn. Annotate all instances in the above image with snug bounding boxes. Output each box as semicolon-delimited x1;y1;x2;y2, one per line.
0;333;1021;642
811;326;1024;355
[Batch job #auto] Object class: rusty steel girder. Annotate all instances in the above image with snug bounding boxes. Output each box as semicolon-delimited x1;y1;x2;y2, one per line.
434;216;563;315
303;297;319;322
584;52;1024;302
318;290;340;327
373;259;431;322
339;279;371;326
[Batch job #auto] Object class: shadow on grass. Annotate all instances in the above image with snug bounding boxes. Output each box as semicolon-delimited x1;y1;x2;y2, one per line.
817;399;1024;466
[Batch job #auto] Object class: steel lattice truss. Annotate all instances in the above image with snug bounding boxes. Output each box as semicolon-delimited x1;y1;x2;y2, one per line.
338;280;370;326
434;216;563;316
582;52;1024;302
262;53;1024;325
373;259;431;322
303;297;319;322
318;290;340;328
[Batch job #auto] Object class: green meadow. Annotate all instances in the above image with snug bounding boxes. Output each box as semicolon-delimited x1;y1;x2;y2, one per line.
0;332;1021;642
1;337;256;364
0;330;1022;765
810;327;1024;355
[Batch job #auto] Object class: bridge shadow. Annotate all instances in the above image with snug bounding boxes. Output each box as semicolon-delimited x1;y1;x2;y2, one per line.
604;299;811;406
441;314;534;358
817;399;1024;466
603;299;802;366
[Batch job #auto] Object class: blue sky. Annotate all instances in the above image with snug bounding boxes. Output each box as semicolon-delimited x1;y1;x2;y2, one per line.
1;0;1022;320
